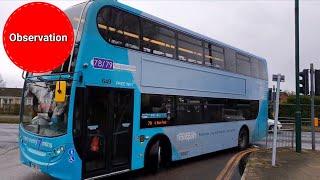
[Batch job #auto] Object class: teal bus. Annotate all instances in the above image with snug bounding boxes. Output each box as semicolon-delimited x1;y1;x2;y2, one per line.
19;0;268;179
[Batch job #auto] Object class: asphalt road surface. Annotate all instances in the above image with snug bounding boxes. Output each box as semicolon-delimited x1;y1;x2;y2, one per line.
0;123;319;180
0;123;19;155
0;124;244;180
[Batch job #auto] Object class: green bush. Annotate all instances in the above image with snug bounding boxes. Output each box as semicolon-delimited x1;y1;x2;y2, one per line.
286;95;320;105
269;104;320;119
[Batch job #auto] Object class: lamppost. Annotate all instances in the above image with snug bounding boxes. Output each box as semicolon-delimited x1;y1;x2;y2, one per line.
272;74;285;166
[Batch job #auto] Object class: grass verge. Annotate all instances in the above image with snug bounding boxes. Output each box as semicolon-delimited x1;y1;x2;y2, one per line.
0;115;19;124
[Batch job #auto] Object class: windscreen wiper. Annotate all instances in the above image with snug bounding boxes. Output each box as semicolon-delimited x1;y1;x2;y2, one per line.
37;76;49;82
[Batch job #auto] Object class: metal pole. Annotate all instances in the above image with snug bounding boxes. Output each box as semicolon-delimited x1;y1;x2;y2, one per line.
273;85;276;119
272;74;281;166
295;0;302;153
311;64;315;150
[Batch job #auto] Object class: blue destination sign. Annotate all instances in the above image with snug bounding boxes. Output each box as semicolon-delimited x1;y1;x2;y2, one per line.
141;113;167;119
92;57;113;70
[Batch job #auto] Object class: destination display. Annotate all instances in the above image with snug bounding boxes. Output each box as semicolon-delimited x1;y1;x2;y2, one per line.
141;113;171;128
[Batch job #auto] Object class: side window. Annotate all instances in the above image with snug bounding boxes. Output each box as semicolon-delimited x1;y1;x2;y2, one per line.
223;99;259;121
258;61;268;80
224;49;237;73
236;53;251;76
141;94;175;128
203;98;224;123
142;20;176;58
250;58;260;78
178;33;203;64
204;42;225;69
250;100;259;119
176;96;203;125
97;7;140;50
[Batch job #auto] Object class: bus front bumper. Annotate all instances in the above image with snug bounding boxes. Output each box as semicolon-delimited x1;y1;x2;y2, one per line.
20;142;82;180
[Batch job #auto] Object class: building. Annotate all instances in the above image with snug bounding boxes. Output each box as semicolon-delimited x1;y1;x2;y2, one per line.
0;88;33;110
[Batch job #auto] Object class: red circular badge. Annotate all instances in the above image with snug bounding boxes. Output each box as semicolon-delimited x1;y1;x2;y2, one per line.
3;2;74;73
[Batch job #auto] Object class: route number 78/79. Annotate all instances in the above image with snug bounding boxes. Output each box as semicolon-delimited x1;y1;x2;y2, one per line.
92;58;113;70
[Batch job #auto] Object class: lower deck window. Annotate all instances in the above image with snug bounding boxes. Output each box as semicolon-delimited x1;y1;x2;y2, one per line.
140;94;259;128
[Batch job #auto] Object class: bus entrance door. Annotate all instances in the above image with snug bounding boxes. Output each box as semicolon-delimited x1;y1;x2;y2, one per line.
109;89;133;170
84;87;133;178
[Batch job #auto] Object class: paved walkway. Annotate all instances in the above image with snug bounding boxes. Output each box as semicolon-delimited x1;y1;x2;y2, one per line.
242;148;320;180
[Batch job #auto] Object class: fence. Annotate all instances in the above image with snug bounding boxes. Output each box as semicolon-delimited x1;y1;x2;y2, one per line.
265;120;295;149
258;117;320;150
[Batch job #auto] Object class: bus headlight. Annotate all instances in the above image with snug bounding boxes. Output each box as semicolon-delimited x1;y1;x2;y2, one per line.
52;146;65;156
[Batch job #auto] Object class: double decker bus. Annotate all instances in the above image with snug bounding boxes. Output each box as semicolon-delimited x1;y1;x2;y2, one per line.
19;0;268;179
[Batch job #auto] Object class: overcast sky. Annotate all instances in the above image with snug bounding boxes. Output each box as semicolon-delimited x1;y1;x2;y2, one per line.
1;0;320;91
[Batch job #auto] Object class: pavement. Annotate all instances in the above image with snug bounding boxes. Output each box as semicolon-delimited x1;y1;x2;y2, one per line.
242;148;320;180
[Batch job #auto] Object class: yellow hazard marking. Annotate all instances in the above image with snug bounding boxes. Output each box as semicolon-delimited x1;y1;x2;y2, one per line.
216;148;258;180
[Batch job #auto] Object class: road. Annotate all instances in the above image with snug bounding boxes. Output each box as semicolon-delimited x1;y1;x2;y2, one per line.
0;124;319;179
0;123;19;155
0;124;245;179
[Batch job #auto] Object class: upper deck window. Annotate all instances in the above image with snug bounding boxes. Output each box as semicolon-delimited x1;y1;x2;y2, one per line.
259;61;268;80
250;58;260;78
96;7;267;81
178;33;203;64
236;53;251;76
142;20;176;58
204;42;225;69
97;7;140;50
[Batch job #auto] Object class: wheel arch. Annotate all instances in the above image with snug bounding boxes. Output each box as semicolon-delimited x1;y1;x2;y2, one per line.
144;133;172;167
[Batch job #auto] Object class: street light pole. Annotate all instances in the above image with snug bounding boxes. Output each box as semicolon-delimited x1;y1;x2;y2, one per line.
295;0;302;153
310;64;315;150
272;74;284;166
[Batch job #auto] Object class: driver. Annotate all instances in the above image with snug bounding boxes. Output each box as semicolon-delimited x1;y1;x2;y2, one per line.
50;100;67;127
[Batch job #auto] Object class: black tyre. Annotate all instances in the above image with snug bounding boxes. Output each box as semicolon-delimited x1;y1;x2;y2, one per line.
269;125;274;131
146;141;165;173
268;125;274;133
238;128;249;150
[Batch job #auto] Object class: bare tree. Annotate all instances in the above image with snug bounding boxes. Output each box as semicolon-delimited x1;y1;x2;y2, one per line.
0;74;6;87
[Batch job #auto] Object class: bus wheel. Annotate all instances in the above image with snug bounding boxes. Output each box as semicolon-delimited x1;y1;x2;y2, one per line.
238;127;249;150
146;141;167;173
